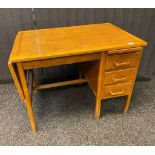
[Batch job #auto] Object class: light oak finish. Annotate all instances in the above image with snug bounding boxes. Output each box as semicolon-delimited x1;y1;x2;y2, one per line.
9;23;147;63
81;60;100;96
102;82;132;99
108;47;142;54
36;79;87;90
95;53;107;119
17;63;36;132
82;48;143;117
22;53;100;69
123;49;143;113
8;62;25;101
8;23;147;132
105;52;140;71
104;68;136;85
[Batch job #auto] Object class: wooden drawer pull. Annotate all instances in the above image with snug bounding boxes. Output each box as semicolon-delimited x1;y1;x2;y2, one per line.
110;90;124;96
112;75;127;82
115;61;130;67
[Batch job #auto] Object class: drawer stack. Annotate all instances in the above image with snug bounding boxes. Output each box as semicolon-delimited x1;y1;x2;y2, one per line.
102;51;141;99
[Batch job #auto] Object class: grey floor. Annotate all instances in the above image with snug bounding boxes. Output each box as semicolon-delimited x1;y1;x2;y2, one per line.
0;77;155;146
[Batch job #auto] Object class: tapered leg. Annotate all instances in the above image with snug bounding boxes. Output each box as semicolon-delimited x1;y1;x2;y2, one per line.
124;94;132;113
8;62;25;101
17;63;36;132
123;50;143;113
95;53;106;119
95;95;102;119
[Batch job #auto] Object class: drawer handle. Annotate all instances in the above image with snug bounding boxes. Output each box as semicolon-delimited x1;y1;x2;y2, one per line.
115;61;130;67
112;76;127;82
110;90;124;96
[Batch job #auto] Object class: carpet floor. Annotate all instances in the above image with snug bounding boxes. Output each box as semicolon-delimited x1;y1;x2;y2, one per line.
0;77;155;145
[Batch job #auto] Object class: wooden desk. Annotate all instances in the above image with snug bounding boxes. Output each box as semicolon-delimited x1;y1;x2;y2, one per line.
8;23;147;132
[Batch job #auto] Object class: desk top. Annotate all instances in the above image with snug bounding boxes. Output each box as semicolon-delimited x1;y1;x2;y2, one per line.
9;23;147;63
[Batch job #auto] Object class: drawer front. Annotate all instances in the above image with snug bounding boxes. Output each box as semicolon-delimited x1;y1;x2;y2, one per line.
102;83;132;99
104;68;136;85
105;52;140;70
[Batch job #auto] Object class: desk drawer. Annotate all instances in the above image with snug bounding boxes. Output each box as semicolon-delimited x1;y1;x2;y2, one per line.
102;83;132;99
105;52;140;70
104;68;136;85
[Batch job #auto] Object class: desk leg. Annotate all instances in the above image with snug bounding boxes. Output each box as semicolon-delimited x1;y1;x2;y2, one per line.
124;94;132;113
8;62;25;101
17;63;36;132
124;49;143;113
95;94;102;119
95;53;106;119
